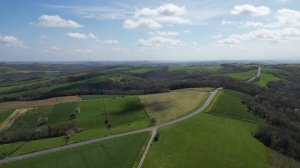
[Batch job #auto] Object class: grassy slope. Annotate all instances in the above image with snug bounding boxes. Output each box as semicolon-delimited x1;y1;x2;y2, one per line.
225;70;257;80
143;89;268;168
207;90;264;124
2;133;150;168
139;88;210;124
256;73;279;87
0;110;13;123
3;96;149;157
168;65;222;74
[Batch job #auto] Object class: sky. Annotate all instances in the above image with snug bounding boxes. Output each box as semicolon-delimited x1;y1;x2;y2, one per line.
0;0;300;61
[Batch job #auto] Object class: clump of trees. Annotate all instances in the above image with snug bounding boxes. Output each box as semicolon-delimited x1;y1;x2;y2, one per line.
0;123;73;143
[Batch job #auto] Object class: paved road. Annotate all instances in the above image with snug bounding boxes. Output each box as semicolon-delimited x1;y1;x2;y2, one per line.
0;88;221;165
246;66;261;82
137;129;157;168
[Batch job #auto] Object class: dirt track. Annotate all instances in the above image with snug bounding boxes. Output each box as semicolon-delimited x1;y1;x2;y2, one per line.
0;108;30;132
0;88;221;165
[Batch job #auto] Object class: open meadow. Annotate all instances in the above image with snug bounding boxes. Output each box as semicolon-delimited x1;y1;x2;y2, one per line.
1;133;150;168
142;89;269;168
139;88;211;124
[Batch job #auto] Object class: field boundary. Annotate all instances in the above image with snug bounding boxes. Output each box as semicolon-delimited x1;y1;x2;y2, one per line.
207;112;265;125
0;88;221;165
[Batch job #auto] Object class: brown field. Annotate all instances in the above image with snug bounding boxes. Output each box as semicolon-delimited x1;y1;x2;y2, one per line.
0;108;31;132
0;96;82;111
139;88;210;124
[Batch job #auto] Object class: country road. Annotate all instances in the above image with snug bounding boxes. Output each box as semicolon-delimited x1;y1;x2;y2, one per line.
246;66;261;82
0;88;221;165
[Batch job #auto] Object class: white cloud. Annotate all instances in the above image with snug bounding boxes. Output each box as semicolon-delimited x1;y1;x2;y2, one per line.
74;48;94;53
124;19;162;29
274;9;300;28
222;20;265;28
218;28;300;44
40;35;50;39
51;46;60;50
138;36;181;47
231;4;271;16
123;3;190;29
148;31;179;36
47;3;132;20
66;32;96;39
219;8;300;45
38;15;83;28
0;35;26;48
105;40;119;44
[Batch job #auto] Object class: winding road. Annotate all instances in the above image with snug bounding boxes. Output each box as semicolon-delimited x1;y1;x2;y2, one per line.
246;66;261;82
0;88;221;165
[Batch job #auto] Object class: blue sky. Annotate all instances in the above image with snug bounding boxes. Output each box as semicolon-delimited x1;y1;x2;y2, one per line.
0;0;300;61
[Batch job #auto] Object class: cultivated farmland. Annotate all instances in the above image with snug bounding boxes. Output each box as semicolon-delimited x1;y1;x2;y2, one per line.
1;133;150;168
142;90;269;168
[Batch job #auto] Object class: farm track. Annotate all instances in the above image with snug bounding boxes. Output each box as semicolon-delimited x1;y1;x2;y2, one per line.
246;66;261;82
0;108;30;132
0;88;221;165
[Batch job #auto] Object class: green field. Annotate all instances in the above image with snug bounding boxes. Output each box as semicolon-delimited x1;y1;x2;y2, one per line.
142;90;268;168
207;90;264;123
0;110;13;123
2;133;150;168
139;88;211;124
224;70;257;80
256;73;279;87
0;96;150;158
168;65;222;74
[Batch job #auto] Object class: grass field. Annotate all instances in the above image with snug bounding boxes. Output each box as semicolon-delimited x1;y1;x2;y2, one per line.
206;90;264;124
168;65;222;74
0;96;82;111
224;70;257;80
0;110;13;123
0;96;150;158
142;89;268;168
256;73;279;87
6;107;52;131
143;113;268;168
139;88;211;124
2;133;150;168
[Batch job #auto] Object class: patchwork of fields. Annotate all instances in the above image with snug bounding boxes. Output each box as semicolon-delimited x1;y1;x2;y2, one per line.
0;88;212;159
1;85;299;167
0;96;151;159
142;89;269;168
